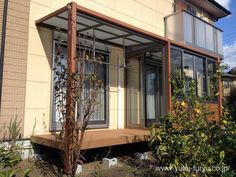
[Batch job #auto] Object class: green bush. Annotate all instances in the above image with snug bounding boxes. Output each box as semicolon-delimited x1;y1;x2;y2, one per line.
0;117;31;177
149;71;236;177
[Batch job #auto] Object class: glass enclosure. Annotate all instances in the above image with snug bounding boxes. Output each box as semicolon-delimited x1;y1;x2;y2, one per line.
171;47;216;99
165;11;223;55
126;46;164;127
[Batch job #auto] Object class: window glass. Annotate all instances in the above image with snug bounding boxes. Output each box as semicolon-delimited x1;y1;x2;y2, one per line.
195;56;206;97
171;49;183;96
171;49;182;73
207;60;216;99
183;53;194;91
187;5;197;15
171;48;217;100
53;45;107;129
82;52;107;123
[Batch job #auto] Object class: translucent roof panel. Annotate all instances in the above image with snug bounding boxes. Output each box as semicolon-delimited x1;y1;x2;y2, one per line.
79;29;116;40
35;6;161;47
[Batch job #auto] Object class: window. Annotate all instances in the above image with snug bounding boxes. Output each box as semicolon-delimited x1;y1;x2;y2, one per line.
171;49;182;72
195;56;206;97
83;52;107;124
171;47;216;100
52;44;108;130
187;5;197;15
207;60;216;98
183;53;194;91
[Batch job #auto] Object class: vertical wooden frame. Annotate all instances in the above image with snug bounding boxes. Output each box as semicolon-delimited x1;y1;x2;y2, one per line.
166;41;172;111
64;1;77;174
217;57;222;117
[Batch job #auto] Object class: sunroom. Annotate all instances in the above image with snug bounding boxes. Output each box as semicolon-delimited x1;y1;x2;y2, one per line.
32;2;221;150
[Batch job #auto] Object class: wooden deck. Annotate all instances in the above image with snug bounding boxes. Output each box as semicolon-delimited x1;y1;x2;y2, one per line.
31;129;150;150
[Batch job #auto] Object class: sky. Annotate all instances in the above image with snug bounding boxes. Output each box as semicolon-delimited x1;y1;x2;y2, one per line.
215;0;236;69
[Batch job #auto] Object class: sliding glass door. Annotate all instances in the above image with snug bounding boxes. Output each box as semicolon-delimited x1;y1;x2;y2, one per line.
145;65;161;126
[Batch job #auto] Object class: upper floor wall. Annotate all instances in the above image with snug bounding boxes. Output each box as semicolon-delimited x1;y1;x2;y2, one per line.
174;0;230;24
165;0;230;56
29;0;174;37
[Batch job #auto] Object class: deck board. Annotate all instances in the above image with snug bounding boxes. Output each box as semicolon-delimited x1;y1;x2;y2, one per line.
31;129;150;150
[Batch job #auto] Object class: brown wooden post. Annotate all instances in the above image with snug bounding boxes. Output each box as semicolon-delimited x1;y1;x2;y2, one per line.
217;57;223;117
64;2;77;175
166;41;171;111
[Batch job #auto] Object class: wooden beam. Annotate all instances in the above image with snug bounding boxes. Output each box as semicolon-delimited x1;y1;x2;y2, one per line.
166;41;171;111
217;57;223;117
64;2;77;174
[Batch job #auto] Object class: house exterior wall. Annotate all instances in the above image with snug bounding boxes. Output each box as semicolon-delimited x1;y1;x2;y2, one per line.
0;0;30;139
23;0;174;137
222;78;236;97
0;0;225;138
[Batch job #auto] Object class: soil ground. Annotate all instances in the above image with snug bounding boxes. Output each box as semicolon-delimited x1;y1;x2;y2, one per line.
12;142;173;177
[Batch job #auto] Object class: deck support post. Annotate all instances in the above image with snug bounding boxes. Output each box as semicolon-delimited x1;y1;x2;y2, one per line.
217;57;222;117
64;2;77;175
166;41;171;111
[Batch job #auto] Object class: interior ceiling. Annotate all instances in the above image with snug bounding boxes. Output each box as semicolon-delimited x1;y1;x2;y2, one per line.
40;10;157;48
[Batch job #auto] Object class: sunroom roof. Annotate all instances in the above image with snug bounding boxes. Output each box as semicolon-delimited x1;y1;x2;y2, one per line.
36;5;162;48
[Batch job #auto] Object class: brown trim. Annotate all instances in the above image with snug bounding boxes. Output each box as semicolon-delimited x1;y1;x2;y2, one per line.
0;0;8;110
166;41;171;111
35;5;67;25
217;57;222;117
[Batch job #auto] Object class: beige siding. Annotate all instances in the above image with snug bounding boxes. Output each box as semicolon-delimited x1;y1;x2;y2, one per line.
0;0;4;47
23;0;174;136
0;0;30;139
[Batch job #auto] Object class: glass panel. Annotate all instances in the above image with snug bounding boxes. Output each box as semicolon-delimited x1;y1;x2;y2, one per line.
217;30;223;55
53;46;67;128
195;18;206;48
171;48;182;96
183;53;194;91
146;69;156;119
184;12;193;44
171;48;182;73
83;54;106;122
53;45;107;128
126;57;143;126
205;24;214;51
195;57;206;97
207;60;217;99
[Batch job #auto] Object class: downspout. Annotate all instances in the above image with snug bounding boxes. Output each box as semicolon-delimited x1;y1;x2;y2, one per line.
0;0;8;111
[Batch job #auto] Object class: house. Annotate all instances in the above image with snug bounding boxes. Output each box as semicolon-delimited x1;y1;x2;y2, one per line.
222;67;236;98
0;0;230;150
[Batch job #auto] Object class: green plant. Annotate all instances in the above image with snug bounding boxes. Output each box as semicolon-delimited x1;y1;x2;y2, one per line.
149;71;236;177
0;117;31;177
